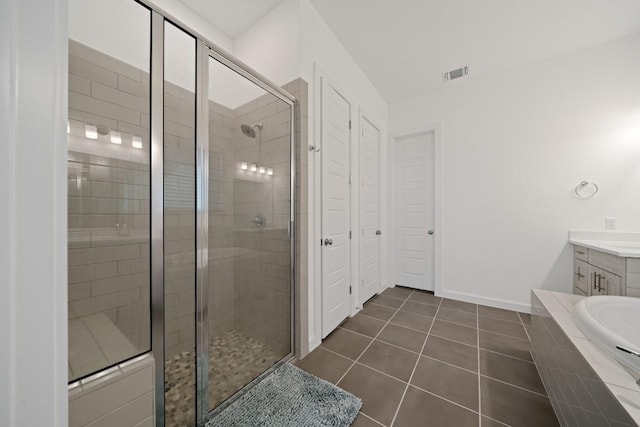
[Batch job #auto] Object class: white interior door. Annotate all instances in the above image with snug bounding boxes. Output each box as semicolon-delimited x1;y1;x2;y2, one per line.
359;115;380;304
394;131;435;291
321;81;351;338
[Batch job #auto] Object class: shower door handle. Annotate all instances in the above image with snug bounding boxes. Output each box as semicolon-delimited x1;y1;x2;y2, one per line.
324;238;333;246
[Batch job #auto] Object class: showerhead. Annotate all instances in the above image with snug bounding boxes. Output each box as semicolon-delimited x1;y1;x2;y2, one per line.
241;123;263;139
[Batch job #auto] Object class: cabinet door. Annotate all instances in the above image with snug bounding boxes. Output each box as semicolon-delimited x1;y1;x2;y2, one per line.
603;271;622;296
589;266;606;296
574;259;589;294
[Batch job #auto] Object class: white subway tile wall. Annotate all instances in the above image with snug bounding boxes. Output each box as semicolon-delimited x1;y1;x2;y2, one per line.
68;355;155;427
68;39;151;382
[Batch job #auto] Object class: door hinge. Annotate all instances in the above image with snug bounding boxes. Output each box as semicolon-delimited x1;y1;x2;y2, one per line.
349;120;352;129
349;286;352;295
349;175;352;184
320;238;323;246
349;231;352;239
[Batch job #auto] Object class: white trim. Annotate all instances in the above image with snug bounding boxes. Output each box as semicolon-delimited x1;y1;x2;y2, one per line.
312;62;357;343
0;0;68;424
390;123;443;295
438;290;532;314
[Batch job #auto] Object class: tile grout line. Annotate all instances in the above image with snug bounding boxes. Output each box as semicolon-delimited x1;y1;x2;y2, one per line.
408;382;480;415
360;305;437;321
483;415;511;427
342;315;433;335
357;410;386;427
335;292;414;386
325;332;545;399
479;347;534;364
430;315;528;341
325;334;484;383
479;374;548;398
389;294;443;427
352;358;486;417
322;295;544;426
519;312;532;342
477;304;482;427
329;341;485;392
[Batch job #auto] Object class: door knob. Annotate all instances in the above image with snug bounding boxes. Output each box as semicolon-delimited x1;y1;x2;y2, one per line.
324;238;333;246
428;230;434;235
376;230;382;235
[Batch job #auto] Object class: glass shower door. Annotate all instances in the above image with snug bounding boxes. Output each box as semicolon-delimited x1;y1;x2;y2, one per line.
205;55;294;412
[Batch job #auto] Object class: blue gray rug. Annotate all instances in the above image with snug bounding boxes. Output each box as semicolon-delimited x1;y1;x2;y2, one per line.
206;363;361;427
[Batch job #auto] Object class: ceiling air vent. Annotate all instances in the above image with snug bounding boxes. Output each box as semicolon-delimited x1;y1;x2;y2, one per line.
442;66;469;82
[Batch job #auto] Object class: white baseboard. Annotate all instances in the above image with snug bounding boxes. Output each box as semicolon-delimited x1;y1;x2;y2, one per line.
436;290;531;314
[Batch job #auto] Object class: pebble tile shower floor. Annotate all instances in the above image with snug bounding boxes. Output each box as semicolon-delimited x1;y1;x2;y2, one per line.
164;330;280;427
295;287;560;427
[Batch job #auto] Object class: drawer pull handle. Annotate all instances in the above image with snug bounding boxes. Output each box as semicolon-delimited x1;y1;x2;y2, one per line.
577;251;585;255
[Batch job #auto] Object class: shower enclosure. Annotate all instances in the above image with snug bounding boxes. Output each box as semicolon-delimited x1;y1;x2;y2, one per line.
67;1;295;425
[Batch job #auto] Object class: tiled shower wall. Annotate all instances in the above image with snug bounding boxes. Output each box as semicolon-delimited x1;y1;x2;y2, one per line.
67;40;151;379
230;79;309;357
69;40;309;370
163;81;197;359
207;101;237;341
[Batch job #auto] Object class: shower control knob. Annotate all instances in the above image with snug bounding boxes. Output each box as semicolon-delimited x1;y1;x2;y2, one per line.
324;238;333;246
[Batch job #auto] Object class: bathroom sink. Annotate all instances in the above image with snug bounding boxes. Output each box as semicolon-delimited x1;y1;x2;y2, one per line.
573;296;640;376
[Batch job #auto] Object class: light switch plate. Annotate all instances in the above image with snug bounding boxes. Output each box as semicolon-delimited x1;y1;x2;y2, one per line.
606;217;617;230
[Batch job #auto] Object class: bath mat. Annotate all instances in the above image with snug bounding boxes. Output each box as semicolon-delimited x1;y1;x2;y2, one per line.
206;363;361;427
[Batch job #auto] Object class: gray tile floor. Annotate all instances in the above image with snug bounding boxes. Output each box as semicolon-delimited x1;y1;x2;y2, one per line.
295;287;560;427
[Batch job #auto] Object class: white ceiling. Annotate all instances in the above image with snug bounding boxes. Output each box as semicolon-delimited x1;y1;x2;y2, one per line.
180;0;286;38
310;0;640;102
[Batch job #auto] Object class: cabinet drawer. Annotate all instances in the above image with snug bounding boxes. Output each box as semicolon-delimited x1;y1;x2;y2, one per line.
589;249;624;276
574;245;588;262
574;259;589;294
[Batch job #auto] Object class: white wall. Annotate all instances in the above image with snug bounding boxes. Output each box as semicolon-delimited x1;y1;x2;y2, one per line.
233;0;300;98
389;34;640;311
0;0;68;425
298;0;390;348
69;0;151;72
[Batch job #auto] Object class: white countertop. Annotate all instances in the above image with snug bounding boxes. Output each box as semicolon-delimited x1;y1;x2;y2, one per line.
533;290;640;425
569;231;640;258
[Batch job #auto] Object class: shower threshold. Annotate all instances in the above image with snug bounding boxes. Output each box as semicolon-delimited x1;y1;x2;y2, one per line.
164;329;281;427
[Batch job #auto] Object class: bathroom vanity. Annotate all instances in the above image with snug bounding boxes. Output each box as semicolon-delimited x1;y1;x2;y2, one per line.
569;231;640;297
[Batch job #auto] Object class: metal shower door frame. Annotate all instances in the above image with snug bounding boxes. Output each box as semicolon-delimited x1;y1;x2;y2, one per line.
196;45;297;425
146;3;297;425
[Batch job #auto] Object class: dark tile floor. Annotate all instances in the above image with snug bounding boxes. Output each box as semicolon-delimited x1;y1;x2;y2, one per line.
295;287;559;427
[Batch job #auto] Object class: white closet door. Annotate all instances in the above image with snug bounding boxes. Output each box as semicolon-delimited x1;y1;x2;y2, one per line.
394;131;434;291
321;81;352;338
359;115;380;304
